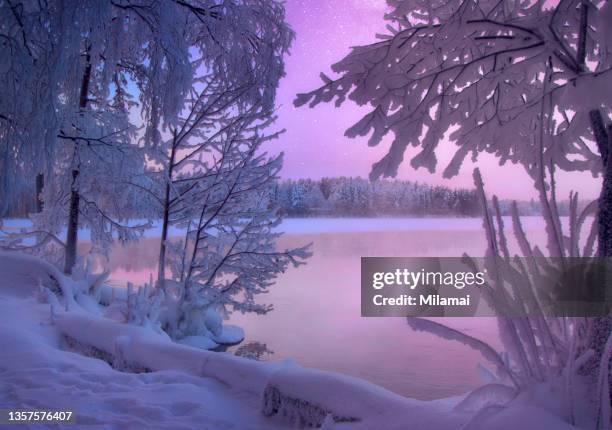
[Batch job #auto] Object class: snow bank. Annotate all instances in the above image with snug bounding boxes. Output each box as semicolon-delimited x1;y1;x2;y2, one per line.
0;251;586;429
0;297;286;429
0;251;68;298
263;366;466;428
54;308;468;428
54;310;275;394
54;309;474;429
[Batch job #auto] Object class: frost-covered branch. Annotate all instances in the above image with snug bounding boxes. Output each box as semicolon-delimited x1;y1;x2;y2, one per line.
295;0;611;181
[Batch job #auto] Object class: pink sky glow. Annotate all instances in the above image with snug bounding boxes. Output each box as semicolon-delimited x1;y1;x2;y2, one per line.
266;0;600;200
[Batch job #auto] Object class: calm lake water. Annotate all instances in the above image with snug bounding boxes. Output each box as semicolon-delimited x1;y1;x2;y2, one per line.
101;217;551;400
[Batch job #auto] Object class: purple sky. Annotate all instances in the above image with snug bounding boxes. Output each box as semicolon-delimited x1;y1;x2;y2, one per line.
266;0;598;200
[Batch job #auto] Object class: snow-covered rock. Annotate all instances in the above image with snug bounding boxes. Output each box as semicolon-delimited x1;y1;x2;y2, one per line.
177;335;219;350
212;324;245;345
0;251;66;298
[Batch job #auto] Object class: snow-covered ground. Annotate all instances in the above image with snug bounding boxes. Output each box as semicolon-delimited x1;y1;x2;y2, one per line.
0;251;586;429
0;254;289;429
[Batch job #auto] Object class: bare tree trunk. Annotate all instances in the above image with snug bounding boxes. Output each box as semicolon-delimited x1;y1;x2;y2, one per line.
63;54;92;275
63;169;80;273
0;152;7;218
35;173;44;213
588;109;612;414
157;182;171;287
591;110;612;256
157;133;177;288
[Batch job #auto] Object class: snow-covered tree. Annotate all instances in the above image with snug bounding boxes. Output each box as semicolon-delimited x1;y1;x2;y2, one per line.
288;180;311;215
27;110;149;268
0;0;149;267
143;68;292;287
107;1;308;340
295;0;612;252
146;97;311;339
319;177;335;200
295;0;612;424
1;0;295;274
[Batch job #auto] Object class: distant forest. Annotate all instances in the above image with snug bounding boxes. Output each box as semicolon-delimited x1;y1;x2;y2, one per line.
272;177;564;218
4;176;570;218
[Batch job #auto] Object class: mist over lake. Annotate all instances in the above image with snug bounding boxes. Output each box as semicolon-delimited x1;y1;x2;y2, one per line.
96;217;552;399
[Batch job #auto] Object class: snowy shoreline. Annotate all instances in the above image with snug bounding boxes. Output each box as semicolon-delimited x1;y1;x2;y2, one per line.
0;251;584;429
1;216;553;238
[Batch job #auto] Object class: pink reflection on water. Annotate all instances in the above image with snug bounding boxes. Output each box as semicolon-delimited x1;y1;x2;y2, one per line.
100;219;551;399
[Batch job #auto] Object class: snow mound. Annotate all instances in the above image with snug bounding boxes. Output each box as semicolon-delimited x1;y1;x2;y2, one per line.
0;251;66;297
54;309;275;395
55;307;467;429
262;366;468;429
454;383;517;412
212;324;245;345
0;251;587;429
177;335;219;350
0;297;288;429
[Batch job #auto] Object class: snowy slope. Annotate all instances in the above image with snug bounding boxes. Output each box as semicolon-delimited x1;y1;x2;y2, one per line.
0;261;290;429
0;251;583;429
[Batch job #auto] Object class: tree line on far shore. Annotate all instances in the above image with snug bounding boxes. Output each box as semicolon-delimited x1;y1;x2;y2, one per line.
4;176;574;219
273;177;567;218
